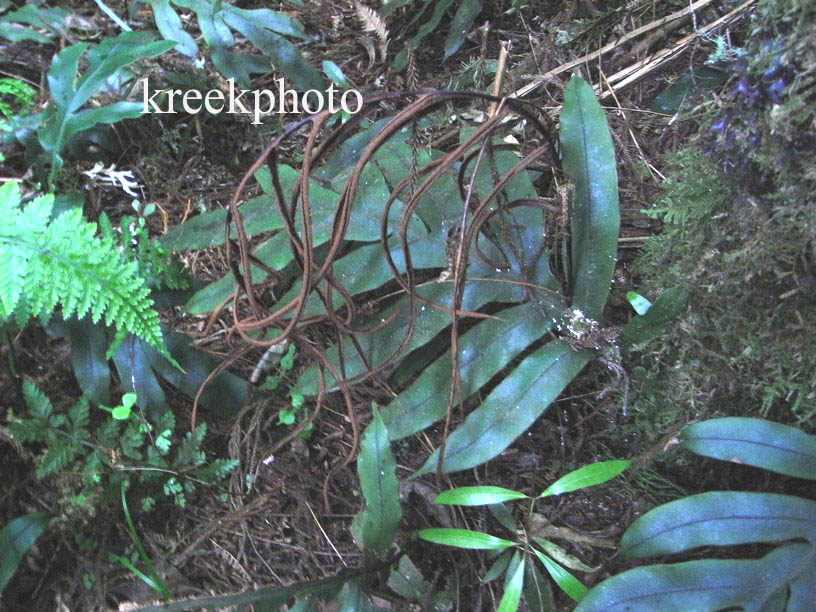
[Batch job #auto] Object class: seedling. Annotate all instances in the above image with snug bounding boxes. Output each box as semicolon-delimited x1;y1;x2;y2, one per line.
99;392;138;420
418;459;630;609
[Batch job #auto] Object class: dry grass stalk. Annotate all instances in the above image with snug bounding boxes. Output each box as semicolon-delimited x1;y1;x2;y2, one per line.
512;0;719;98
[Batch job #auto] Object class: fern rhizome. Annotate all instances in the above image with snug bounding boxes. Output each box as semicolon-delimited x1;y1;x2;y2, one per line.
0;181;170;360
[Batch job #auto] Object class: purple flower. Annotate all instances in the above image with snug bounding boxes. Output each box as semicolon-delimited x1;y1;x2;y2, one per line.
711;116;729;132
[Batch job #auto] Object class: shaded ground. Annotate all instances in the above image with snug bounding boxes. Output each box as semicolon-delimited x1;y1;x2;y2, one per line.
1;0;812;610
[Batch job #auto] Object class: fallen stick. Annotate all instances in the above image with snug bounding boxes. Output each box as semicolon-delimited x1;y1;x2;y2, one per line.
512;0;719;98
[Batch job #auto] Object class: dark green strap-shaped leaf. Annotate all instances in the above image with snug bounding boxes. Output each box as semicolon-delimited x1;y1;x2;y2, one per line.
382;302;561;441
294;263;520;395
66;316;110;404
621;491;816;558
334;580;375;612
483;549;514;583
132;557;393;610
559;74;620;320
444;0;482;60
387;554;428;602
539;459;630;497
576;543;816;612
0;512;50;593
113;335;168;421
45;43;86;110
38;33;174;185
489;502;519;533
78;33;174;112
414;341;592;476
0;5;68;43
146;328;248;418
649;67;727;114
680;417;816;480
410;0;455;49
379;0;418;17
619;286;688;347
350;408;402;560
523;559;555;612
418;528;515;550
434;486;528;506
161;166;281;251
222;5;308;40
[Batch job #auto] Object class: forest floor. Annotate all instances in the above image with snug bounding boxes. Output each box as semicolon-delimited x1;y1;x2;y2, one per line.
1;0;813;610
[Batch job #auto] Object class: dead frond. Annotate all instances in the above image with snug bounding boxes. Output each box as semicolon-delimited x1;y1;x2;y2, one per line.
353;1;389;62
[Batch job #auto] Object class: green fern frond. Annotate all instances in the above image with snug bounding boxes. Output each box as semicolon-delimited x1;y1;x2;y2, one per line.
21;380;52;421
37;442;80;478
193;459;239;483
172;423;207;469
0;182;170;361
0;78;36;120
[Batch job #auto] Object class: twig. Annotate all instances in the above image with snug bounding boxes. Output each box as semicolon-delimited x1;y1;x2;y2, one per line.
487;41;510;117
305;502;347;567
512;0;718;98
94;0;132;31
595;0;755;98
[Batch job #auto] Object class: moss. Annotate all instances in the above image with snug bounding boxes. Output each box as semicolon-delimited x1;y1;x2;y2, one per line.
626;0;816;435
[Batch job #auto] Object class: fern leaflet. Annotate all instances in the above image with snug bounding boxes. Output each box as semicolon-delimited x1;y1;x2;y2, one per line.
0;182;171;361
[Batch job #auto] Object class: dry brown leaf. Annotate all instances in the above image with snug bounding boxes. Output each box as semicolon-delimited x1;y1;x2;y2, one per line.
353;1;389;62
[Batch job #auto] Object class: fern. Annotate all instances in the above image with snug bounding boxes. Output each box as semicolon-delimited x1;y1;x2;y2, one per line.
10;382;236;514
0;182;171;361
0;78;36;120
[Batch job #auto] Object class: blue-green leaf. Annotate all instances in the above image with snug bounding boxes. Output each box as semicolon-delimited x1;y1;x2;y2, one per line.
415;341;591;475
350;407;401;560
443;0;482;60
680;417;816;480
334;580;375;612
576;543;815;612
149;0;198;56
322;60;348;88
539;460;630;497
560;74;620;320
434;486;528;506
220;6;322;91
0;5;68;43
649;67;727;114
621;491;816;558
37;32;174;186
489;502;519;533
381;304;563;441
418;528;515;551
0;512;50;593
